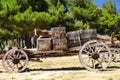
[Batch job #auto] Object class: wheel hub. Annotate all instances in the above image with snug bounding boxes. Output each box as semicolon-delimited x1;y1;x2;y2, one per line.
92;53;99;59
13;59;20;64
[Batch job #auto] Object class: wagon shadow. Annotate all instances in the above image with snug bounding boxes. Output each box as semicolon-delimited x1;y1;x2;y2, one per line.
100;66;120;71
26;66;120;72
26;67;86;72
107;66;120;70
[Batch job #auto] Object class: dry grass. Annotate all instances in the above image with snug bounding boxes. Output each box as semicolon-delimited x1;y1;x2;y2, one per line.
0;55;120;80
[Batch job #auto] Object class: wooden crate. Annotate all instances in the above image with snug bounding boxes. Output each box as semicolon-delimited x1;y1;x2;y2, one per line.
37;38;52;51
67;30;81;48
53;43;68;50
68;40;81;48
51;27;66;39
80;29;97;39
53;38;68;50
67;30;80;40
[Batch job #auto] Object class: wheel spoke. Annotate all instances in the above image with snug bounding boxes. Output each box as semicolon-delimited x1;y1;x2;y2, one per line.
88;44;95;53
6;60;14;68
87;57;92;65
82;48;90;53
8;55;14;60
19;60;24;67
97;45;105;53
96;59;102;67
92;59;96;69
15;51;21;59
16;64;19;69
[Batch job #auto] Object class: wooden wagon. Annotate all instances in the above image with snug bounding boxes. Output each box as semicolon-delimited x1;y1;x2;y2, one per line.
2;27;119;72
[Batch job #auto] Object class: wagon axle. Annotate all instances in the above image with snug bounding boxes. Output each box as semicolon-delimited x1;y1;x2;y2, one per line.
92;53;100;59
13;59;20;64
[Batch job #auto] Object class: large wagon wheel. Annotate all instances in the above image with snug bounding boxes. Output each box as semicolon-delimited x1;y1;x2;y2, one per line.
79;40;112;70
2;48;28;72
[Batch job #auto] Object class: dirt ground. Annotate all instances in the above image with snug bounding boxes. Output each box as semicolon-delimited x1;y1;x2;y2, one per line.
0;55;120;80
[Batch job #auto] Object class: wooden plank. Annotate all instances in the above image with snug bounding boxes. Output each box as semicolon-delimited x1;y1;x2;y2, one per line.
24;49;64;54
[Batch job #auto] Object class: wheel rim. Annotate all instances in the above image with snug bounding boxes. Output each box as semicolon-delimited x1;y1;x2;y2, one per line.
79;40;112;70
2;48;28;72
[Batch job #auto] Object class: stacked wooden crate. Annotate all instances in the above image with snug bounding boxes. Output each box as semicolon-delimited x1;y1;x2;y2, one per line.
67;30;81;48
37;38;52;51
80;29;97;39
51;27;66;39
51;27;68;50
53;38;68;50
80;29;97;44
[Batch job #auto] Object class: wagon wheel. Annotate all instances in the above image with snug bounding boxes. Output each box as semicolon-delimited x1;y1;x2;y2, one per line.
2;48;28;72
79;40;112;70
112;48;120;62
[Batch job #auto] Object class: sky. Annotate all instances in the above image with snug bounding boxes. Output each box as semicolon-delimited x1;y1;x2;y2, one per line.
94;0;120;11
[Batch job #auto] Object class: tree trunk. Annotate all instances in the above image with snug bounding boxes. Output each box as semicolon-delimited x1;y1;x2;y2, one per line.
25;34;32;48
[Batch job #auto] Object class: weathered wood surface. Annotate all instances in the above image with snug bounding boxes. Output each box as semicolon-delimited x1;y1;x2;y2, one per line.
80;29;97;39
37;38;52;51
97;34;120;46
97;34;117;41
51;27;66;39
23;48;64;54
67;30;80;40
68;40;81;48
34;29;51;38
67;29;97;47
53;38;68;50
23;47;79;55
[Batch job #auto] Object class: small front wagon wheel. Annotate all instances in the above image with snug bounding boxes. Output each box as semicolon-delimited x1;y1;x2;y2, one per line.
2;48;28;72
79;40;112;70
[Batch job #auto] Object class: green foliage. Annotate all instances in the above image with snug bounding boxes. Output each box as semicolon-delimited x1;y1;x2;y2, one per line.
0;0;20;15
74;21;84;29
0;0;120;47
32;12;54;29
102;0;117;14
28;0;48;12
0;28;13;41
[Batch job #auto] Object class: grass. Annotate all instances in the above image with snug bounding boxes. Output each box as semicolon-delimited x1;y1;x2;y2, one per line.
107;78;113;80
30;72;42;75
0;79;6;80
1;55;120;80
